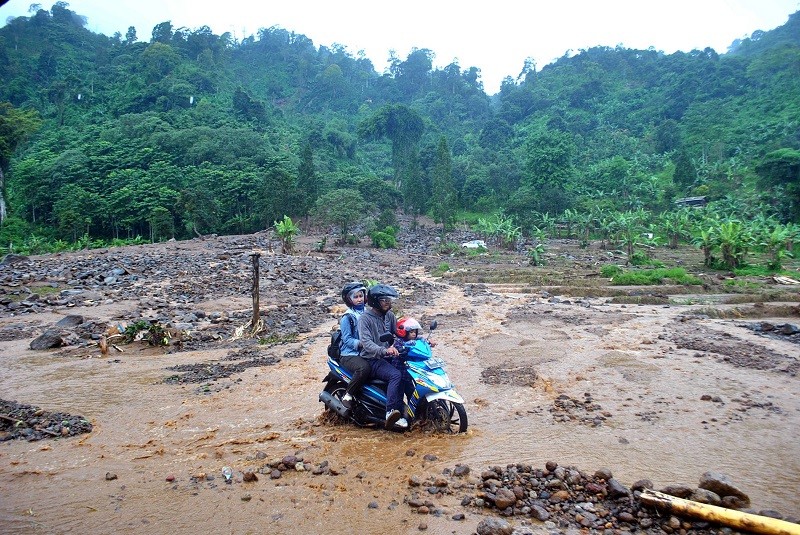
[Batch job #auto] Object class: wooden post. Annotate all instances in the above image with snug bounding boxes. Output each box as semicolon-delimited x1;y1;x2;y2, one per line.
250;252;261;331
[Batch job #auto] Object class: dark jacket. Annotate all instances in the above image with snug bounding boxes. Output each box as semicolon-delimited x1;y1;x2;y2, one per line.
358;307;396;360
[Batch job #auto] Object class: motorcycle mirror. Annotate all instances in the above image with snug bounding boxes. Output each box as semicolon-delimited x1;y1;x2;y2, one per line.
379;332;395;344
429;320;438;331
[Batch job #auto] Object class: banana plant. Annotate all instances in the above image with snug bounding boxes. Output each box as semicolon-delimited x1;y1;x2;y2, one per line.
691;226;718;267
717;220;751;269
274;215;299;254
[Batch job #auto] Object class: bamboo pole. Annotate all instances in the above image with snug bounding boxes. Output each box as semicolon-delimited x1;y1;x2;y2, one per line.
639;489;800;535
250;252;261;333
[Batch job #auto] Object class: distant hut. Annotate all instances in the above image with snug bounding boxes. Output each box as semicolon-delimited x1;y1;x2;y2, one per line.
674;196;708;208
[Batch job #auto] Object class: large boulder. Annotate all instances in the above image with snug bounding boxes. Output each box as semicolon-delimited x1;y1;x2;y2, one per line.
30;329;67;350
698;472;750;508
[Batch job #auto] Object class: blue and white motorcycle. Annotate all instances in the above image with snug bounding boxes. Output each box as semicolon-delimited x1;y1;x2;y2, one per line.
319;322;468;433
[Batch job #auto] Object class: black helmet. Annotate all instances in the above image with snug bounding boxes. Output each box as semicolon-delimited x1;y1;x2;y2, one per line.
341;281;366;307
366;283;399;309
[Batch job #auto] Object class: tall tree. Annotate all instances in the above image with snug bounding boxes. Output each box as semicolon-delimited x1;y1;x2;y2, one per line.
296;142;318;222
431;136;457;232
358;104;424;187
0;103;41;223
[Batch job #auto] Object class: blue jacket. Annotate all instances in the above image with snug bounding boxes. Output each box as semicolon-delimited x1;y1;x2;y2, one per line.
339;309;362;357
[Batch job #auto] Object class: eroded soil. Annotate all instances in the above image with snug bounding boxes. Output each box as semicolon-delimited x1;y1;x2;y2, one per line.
1;223;799;535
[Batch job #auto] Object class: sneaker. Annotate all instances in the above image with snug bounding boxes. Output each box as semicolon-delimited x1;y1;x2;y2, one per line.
341;393;353;408
394;417;408;429
385;409;401;429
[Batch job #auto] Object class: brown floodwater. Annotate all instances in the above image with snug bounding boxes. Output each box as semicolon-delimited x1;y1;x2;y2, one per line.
1;290;799;535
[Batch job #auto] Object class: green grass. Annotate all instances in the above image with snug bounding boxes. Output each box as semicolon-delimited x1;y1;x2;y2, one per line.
733;265;793;277
610;267;703;286
432;262;451;276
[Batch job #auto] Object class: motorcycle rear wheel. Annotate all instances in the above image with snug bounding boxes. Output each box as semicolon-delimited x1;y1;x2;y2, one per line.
425;399;468;433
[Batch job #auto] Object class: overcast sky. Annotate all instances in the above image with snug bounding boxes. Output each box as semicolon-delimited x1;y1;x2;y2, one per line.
1;0;798;94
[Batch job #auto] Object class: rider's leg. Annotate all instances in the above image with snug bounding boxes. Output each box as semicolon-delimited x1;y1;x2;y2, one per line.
340;355;371;403
370;359;406;428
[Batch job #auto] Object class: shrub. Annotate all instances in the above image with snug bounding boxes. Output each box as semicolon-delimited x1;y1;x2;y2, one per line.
610;268;702;286
601;264;623;278
432;262;450;276
371;226;397;249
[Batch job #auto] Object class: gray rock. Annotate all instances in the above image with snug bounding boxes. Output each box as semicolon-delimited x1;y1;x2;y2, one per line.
659;484;693;498
30;329;66;350
476;517;513;535
493;487;517;509
606;478;630;498
1;254;29;265
55;315;85;328
691;488;722;505
698;472;750;507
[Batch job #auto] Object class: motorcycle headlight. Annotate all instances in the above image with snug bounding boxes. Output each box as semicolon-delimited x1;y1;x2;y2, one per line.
430;374;450;389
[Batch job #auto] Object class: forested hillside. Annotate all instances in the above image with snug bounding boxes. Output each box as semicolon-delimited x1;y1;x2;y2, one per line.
0;3;798;267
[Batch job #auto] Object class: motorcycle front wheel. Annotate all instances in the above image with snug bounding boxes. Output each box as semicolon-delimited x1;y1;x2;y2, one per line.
425;399;468;433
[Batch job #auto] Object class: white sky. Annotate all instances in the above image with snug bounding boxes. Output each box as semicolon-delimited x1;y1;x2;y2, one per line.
2;0;799;94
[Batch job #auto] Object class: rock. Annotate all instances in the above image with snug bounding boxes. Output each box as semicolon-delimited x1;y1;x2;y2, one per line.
594;468;613;481
417;522;427;531
30;329;67;350
368;501;379;509
453;464;471;477
452;513;465;520
606;478;630;498
165;474;175;482
698;472;750;507
1;254;29;265
243;471;258;482
631;479;653;491
55;315;85;328
778;323;799;335
241;494;252;502
691;488;722;505
476;517;513;535
530;504;550;521
493;487;517;509
270;469;281;479
659;484;694;498
105;472;118;481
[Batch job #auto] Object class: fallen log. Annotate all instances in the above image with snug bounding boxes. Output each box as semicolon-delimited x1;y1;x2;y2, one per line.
639;489;800;535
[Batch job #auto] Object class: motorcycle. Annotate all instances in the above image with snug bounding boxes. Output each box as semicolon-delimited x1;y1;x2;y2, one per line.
319;321;468;433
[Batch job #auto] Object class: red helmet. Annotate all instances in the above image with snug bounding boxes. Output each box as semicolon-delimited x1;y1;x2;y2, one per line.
396;317;422;339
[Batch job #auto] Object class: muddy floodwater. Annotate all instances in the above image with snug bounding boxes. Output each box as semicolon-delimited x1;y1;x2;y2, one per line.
1;234;799;535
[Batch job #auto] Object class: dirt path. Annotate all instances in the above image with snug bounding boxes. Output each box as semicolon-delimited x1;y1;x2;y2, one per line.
1;232;799;534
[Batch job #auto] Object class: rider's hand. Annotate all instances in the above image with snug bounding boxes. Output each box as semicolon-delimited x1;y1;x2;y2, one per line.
385;346;399;357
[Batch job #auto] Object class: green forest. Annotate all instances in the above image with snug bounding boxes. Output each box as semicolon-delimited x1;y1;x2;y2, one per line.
1;3;799;271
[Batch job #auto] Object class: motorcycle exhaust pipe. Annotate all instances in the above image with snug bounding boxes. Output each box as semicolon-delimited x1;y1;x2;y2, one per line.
319;391;351;418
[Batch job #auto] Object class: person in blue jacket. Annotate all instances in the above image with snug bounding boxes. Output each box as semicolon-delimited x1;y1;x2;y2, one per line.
338;282;369;409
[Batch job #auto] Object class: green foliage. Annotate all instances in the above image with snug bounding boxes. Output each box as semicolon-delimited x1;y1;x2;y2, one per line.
274;215;299;254
124;320;170;346
473;213;520;249
629;251;664;268
600;264;623;278
313;188;364;243
432;262;451;276
370;226;397;249
609;268;702;286
527;243;546;266
1;4;799;249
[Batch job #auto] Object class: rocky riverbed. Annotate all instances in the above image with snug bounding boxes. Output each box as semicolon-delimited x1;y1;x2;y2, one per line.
1;221;799;535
